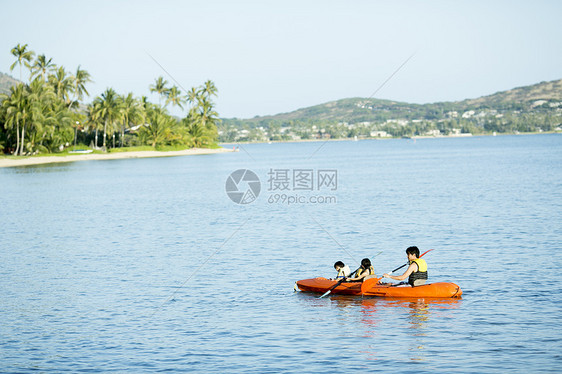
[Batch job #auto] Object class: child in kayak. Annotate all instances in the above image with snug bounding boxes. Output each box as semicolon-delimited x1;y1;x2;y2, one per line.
345;258;376;282
383;246;428;286
333;261;351;279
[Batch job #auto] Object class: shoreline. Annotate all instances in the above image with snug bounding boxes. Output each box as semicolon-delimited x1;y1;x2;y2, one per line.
1;132;559;168
0;147;234;168
226;130;561;145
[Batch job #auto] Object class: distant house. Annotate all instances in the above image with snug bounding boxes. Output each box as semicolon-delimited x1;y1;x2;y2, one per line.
531;100;547;107
450;128;472;137
370;131;391;138
386;119;409;126
424;129;441;137
128;124;147;132
288;132;301;140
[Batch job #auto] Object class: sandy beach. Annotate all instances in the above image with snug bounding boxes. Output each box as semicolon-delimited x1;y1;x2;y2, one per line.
0;147;234;168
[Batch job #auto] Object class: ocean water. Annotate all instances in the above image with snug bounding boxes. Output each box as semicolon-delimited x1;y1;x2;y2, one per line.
1;134;561;373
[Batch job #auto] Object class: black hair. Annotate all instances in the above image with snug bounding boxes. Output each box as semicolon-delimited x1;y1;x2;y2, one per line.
406;246;420;258
334;261;345;269
360;258;372;268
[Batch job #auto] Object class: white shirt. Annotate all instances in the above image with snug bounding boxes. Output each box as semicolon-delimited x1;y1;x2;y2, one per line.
336;265;351;278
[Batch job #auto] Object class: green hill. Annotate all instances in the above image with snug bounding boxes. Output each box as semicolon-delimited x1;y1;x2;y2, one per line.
0;72;20;95
461;79;562;107
220;79;562;141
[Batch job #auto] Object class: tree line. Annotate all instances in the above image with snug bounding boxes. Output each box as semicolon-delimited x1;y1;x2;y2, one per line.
220;102;561;142
0;43;220;155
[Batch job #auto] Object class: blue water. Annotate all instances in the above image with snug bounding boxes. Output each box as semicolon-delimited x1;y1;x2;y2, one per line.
1;135;561;372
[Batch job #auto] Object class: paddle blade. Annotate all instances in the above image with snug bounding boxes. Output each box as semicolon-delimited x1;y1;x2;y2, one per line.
420;249;434;258
318;290;331;298
361;277;381;295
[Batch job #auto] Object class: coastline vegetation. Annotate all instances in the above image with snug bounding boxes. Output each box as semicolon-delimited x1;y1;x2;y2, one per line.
0;43;220;156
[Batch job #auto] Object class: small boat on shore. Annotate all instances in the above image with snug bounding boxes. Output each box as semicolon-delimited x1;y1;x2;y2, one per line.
296;277;462;298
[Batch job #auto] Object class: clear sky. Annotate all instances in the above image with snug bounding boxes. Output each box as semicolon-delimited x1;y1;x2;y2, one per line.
1;0;561;118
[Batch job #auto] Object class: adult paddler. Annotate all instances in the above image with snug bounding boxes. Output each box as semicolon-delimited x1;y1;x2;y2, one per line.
383;246;428;286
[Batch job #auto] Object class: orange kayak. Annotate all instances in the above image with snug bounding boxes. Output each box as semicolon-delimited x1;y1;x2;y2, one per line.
296;277;462;298
362;281;462;298
296;277;363;295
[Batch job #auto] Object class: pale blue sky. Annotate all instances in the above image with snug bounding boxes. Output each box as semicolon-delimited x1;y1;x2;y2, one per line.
1;0;561;118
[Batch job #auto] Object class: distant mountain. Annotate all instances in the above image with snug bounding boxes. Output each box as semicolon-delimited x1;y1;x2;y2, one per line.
220;79;562;141
231;79;562;124
461;79;562;107
0;72;20;95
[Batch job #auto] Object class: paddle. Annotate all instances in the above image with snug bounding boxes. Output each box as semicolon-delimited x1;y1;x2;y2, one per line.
360;276;382;295
317;252;382;298
318;267;360;298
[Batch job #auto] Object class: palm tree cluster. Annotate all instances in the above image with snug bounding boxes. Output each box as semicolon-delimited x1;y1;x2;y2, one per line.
1;44;86;155
140;76;220;148
1;43;220;155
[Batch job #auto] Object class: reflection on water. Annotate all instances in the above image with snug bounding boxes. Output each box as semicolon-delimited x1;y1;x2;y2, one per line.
376;298;462;362
3;162;75;174
405;300;430;361
308;295;462;362
406;300;430;331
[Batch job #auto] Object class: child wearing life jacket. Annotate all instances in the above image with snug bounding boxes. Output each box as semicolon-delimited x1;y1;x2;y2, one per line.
345;258;377;282
333;261;351;279
382;246;428;286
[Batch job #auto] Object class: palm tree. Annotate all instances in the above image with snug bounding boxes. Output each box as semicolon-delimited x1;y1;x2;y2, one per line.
86;103;103;149
139;96;153;125
139;111;177;148
10;43;35;82
165;86;186;110
149;76;169;106
1;83;28;155
186;87;199;105
196;96;220;137
48;66;74;105
69;65;92;109
0;82;46;155
0;75;76;155
31;54;56;82
26;78;56;153
93;88;122;149
183;120;211;147
140;95;150;111
202;80;218;99
119;93;143;147
38;98;73;153
182;82;220;146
